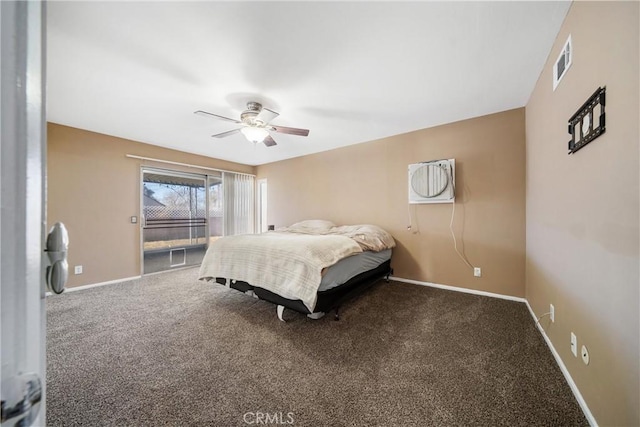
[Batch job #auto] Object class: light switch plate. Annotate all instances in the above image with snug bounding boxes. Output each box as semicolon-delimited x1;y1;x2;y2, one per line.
570;332;577;357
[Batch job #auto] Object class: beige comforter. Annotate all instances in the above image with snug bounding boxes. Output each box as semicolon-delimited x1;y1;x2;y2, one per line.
278;221;396;252
198;231;363;311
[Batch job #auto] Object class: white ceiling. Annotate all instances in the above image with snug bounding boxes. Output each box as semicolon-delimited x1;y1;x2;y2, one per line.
47;1;570;167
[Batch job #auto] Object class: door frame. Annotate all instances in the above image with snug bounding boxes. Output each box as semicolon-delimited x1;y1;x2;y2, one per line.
207;173;225;240
0;1;47;425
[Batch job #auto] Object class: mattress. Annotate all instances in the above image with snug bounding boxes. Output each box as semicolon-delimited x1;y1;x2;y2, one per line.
201;221;396;314
200;231;363;311
319;249;392;292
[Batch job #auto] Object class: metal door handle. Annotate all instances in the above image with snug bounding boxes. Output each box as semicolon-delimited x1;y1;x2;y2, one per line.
45;222;69;294
0;372;42;427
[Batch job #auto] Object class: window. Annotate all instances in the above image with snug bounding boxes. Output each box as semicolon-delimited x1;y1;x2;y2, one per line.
142;169;208;274
141;167;255;274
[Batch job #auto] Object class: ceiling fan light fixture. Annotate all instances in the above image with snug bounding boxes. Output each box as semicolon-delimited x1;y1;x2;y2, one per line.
241;127;269;143
196;102;308;148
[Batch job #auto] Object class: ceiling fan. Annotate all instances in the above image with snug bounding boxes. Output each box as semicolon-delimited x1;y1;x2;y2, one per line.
194;102;309;147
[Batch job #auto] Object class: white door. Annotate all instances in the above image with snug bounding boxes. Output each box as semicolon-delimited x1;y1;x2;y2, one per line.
1;1;48;426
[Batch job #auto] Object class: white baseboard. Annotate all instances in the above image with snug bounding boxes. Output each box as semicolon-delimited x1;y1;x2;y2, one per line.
391;275;595;425
524;301;598;426
389;276;526;303
46;275;141;296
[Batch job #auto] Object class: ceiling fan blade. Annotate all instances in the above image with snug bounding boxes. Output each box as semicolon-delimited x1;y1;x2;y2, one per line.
195;110;241;124
270;125;310;137
212;128;242;138
256;107;279;125
263;135;277;147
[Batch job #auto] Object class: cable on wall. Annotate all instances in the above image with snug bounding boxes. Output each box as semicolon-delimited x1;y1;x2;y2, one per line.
407;204;419;234
447;163;475;271
535;312;552;327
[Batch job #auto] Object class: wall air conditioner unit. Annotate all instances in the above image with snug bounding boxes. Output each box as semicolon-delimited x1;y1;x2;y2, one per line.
408;159;455;204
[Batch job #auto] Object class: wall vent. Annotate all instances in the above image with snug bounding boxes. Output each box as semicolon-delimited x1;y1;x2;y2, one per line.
553;35;572;91
408;159;455;204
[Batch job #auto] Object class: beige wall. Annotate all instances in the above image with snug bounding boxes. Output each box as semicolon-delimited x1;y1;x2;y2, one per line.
47;123;254;287
257;108;526;297
525;2;639;426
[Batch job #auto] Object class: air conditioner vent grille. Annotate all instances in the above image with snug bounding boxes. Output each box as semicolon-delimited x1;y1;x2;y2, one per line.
410;163;449;198
408;159;455;204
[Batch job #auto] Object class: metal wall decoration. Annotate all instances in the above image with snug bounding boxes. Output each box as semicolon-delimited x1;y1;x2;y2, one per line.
568;86;606;154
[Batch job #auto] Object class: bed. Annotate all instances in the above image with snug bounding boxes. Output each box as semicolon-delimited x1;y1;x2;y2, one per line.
198;220;395;321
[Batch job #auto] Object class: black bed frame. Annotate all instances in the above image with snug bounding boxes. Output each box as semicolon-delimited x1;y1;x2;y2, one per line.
214;260;392;320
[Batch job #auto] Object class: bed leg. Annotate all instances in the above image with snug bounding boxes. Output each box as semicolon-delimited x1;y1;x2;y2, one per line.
334;306;340;321
385;268;394;283
277;305;286;322
307;312;325;320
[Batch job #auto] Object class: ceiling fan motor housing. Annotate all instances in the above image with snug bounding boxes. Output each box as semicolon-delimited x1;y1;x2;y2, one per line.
241;102;263;125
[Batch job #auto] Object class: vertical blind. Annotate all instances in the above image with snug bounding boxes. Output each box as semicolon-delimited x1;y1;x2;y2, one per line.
223;172;255;235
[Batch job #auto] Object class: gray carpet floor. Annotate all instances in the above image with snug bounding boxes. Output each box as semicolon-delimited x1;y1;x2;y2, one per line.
47;268;587;426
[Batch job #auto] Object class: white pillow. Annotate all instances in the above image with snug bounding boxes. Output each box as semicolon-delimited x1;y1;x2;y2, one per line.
287;219;336;233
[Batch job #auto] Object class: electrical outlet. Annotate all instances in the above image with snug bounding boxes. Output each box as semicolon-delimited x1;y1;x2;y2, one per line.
549;304;555;323
74;265;83;275
570;332;577;357
581;345;590;365
473;267;481;277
